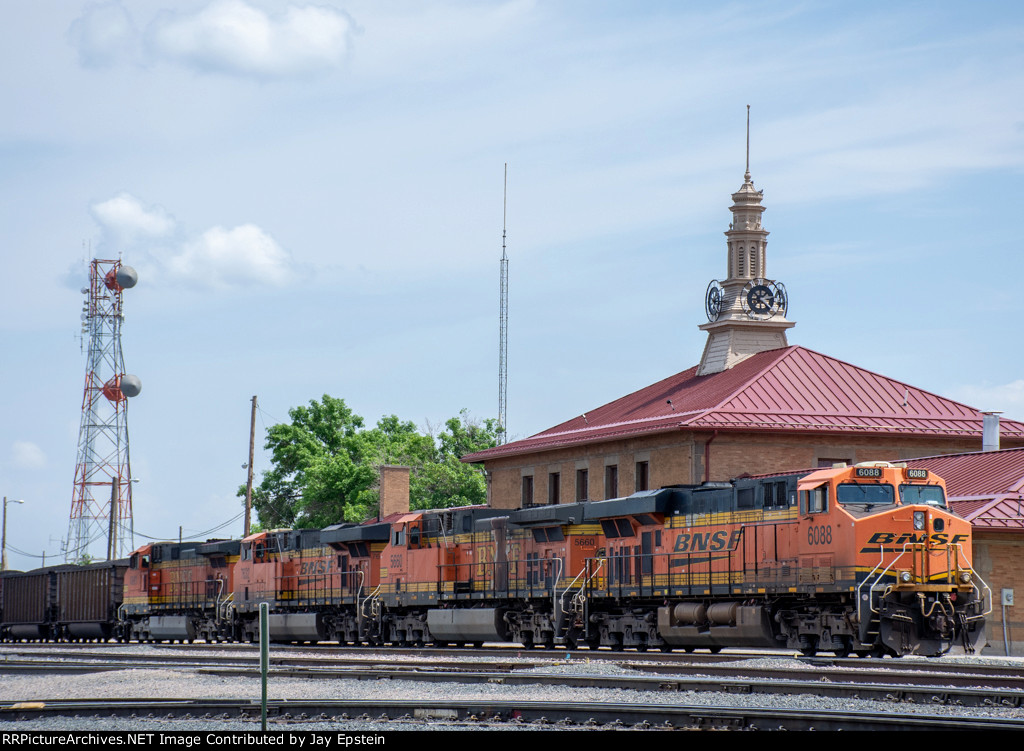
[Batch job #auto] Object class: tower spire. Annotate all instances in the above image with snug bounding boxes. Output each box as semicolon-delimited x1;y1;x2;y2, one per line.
745;104;751;182
696;109;794;376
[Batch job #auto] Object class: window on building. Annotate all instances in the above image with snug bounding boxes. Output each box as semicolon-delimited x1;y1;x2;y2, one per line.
576;469;589;501
522;475;534;507
605;465;618;499
635;461;649;492
548;472;560;505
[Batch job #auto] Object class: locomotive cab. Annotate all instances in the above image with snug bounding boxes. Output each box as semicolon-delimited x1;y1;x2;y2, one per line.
795;462;988;656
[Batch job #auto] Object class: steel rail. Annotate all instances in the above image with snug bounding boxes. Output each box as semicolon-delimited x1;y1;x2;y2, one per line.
2;697;1023;731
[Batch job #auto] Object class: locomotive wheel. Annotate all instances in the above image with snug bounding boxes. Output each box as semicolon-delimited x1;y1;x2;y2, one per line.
798;636;818;657
833;638;852;658
708;646;722;654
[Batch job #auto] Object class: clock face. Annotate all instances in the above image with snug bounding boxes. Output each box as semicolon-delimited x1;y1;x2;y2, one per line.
741;278;787;320
746;284;774;314
705;280;724;322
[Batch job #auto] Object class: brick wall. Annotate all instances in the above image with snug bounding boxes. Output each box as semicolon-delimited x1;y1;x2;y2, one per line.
483;430;981;508
972;532;1024;656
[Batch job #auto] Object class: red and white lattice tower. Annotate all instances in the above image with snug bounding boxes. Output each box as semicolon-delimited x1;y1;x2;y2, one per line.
66;259;142;562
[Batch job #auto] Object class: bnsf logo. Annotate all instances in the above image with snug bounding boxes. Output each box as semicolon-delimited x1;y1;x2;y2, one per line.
866;532;969;546
298;560;331;576
673;530;742;553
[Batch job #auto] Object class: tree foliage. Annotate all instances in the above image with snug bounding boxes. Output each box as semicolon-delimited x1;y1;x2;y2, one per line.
241;396;498;529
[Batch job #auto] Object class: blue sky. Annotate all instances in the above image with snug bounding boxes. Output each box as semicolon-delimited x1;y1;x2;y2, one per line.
2;1;1023;567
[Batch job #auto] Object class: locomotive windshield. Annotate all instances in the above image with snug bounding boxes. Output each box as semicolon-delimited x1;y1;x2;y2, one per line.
836;483;895;506
899;484;946;507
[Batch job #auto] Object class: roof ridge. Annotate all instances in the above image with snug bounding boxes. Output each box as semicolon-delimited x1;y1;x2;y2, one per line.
906;446;1024;463
960;495;1011;522
791;346;1017;419
533;364;700;437
528;412;693;441
694;345;799;415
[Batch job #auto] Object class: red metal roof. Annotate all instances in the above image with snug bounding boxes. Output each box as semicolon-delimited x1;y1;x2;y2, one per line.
466;345;1024;462
904;448;1024;530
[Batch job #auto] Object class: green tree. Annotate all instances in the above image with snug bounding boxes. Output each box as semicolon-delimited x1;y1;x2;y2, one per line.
417;410;500;509
241;397;499;528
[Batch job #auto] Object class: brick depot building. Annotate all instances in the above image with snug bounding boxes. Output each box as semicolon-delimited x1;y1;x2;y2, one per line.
465;165;1024;507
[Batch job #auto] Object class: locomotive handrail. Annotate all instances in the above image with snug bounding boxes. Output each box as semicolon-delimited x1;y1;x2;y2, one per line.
212;578;226;623
952;543;992;618
572;557;605;608
858;547;908;618
549;556;565;634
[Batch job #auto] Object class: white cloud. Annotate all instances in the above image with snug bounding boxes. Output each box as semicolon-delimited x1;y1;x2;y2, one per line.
147;0;354;79
90;193;176;246
165;224;295;288
67;1;139;68
11;441;46;470
89;193;296;289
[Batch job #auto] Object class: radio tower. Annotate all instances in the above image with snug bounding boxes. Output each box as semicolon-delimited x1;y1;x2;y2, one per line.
67;259;142;562
498;164;509;445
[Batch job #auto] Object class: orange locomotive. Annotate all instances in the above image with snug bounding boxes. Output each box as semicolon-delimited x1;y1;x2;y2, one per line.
336;461;986;656
5;462;986;657
120;539;239;643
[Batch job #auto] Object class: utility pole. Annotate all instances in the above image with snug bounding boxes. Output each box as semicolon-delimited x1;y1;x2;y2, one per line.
245;395;257;537
106;477;119;561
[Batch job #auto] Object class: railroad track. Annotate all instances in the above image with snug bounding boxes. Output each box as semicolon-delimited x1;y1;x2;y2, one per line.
4;644;1023;730
4;643;1024;688
3;697;1024;731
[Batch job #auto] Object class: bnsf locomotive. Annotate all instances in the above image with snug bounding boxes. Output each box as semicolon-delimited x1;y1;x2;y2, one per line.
0;462;989;657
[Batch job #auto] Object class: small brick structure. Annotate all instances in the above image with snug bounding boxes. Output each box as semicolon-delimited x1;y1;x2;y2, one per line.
379;465;411;519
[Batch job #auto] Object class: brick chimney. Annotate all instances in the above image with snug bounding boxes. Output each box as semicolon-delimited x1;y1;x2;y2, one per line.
379;465;411;518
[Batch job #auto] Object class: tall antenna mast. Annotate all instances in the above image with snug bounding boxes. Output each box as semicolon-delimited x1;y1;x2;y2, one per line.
745;104;751;181
67;259;142;562
498;163;509;445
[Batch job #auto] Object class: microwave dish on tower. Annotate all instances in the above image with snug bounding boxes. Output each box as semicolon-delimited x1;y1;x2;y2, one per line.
67;259;141;562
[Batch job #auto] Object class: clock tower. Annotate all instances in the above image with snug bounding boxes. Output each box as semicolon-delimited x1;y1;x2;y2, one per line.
697;108;794;376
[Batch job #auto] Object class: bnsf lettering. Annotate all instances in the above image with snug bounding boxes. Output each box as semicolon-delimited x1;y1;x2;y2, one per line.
298;560;331;576
866;532;969;545
673;529;742;553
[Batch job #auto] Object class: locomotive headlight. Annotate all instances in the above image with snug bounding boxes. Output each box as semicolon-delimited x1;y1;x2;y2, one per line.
900;571;913;583
960;572;972;585
913;511;925;530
